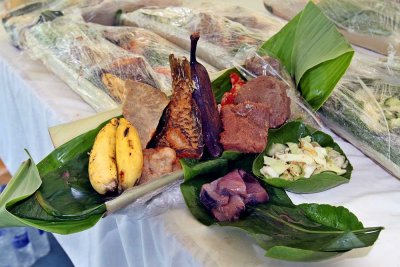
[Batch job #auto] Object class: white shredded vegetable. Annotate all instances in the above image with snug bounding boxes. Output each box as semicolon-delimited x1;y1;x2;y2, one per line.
260;136;348;180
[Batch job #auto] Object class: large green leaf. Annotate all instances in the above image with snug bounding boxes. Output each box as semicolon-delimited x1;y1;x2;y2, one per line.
253;121;352;193
180;170;382;262
260;1;354;110
181;151;255;182
0;120;111;234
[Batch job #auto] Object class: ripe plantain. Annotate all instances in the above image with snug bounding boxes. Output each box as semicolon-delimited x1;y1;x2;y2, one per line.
116;117;143;193
88;118;119;195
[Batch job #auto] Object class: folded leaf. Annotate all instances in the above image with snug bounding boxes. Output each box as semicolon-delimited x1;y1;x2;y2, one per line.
260;1;354;110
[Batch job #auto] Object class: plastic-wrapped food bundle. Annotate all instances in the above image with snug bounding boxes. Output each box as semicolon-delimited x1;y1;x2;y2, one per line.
81;0;183;26
263;0;400;55
319;52;400;178
24;15;168;110
2;0;102;48
98;25;217;93
183;1;285;40
118;6;269;70
232;45;323;129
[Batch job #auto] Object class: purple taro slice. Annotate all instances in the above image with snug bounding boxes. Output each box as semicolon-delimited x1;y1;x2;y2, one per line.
211;195;245;222
216;169;247;197
200;180;229;210
243;173;269;205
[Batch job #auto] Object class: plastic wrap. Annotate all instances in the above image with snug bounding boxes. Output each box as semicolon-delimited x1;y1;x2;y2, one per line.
2;0;102;48
113;179;185;220
81;0;183;26
320;52;400;179
263;0;400;55
183;1;285;40
97;25;217;94
119;6;271;70
24;14;168;110
233;45;323;129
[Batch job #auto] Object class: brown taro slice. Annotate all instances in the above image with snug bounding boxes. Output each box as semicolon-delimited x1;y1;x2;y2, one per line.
123;80;170;149
234;75;290;128
211;195;246;222
220;101;270;154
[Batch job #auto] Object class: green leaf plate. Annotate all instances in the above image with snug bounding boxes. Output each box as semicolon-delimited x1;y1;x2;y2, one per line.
253;121;353;193
180;168;382;262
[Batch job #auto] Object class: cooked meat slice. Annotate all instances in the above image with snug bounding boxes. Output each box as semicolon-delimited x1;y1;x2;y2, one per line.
139;147;181;185
242;173;269;205
123;81;170;148
156;55;203;158
211;195;245;222
216;169;247;197
200;180;229;210
234;76;290;128
220;102;270;153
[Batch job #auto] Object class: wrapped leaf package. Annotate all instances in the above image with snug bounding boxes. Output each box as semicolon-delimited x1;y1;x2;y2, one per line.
23;15;172;110
81;0;183;26
2;0;102;48
182;1;286;40
263;0;400;55
118;6;272;70
98;25;217;96
320;52;400;179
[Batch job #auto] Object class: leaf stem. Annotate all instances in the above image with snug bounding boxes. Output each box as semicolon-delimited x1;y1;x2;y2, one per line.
105;170;184;215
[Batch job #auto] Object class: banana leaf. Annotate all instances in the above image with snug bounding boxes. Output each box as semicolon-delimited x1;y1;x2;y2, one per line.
0;116;183;234
252;121;352;193
180;161;382;262
260;1;353;110
212;2;355;110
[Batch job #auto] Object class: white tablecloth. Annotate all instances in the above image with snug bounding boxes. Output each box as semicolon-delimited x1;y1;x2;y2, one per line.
0;1;399;266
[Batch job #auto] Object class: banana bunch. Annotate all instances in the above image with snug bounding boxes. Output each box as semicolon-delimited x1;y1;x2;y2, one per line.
88;117;143;195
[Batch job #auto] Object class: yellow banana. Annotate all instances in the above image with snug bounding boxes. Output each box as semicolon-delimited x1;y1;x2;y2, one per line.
116;118;143;193
88;118;119;195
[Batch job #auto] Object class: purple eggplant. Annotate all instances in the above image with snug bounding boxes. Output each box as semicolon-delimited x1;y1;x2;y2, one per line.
190;32;223;158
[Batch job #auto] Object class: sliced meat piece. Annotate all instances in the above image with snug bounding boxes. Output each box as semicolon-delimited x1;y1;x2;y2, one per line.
234;76;290;128
123;80;170;148
242;173;269;205
156;55;204;158
200;180;229;210
216;169;247;197
139;147;181;185
211;195;245;222
220;101;270;153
